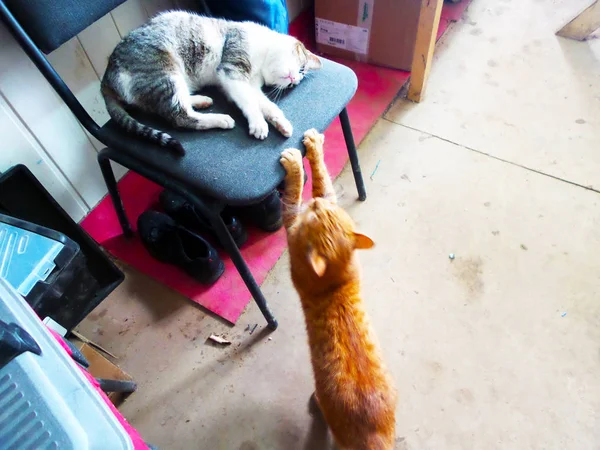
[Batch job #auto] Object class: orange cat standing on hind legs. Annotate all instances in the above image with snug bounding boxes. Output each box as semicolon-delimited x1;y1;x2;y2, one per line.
280;129;397;450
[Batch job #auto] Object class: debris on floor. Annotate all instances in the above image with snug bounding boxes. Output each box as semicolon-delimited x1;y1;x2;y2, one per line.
449;253;456;260
208;335;231;345
370;159;382;180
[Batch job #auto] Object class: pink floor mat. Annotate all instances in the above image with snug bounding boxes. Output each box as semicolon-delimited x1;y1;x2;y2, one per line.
81;1;471;323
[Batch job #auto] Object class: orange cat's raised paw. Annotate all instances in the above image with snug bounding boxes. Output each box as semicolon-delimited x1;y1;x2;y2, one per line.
280;148;303;175
303;129;325;161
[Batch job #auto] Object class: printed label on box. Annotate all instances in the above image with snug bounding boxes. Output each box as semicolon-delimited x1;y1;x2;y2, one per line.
315;18;370;54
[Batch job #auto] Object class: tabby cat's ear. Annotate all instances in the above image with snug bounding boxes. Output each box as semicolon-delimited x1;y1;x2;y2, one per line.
353;232;375;250
308;248;327;277
306;51;322;70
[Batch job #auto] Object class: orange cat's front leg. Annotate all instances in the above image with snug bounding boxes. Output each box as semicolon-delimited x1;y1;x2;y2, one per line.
280;148;304;230
303;129;336;203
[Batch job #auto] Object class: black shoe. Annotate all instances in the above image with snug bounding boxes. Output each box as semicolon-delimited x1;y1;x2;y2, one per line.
159;190;248;248
137;211;225;284
228;190;283;233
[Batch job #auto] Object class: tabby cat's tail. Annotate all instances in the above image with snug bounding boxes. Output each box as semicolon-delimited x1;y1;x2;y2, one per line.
103;94;185;155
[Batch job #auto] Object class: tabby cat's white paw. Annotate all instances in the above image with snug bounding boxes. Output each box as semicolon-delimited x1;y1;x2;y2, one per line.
215;114;235;129
249;118;269;140
271;116;293;138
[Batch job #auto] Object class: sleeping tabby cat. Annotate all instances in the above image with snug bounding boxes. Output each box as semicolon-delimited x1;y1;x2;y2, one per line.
101;11;322;154
280;130;397;450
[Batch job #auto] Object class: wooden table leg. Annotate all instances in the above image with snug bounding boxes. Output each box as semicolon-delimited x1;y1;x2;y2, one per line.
408;0;444;103
556;0;600;41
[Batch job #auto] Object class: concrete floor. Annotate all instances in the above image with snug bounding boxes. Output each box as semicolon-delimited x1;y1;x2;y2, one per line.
77;1;600;448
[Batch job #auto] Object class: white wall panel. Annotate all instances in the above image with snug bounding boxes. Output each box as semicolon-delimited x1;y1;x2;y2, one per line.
0;24;108;210
0;95;88;221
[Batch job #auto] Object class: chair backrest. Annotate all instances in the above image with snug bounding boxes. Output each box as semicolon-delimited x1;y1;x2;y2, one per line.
0;0;207;151
0;0;132;149
4;0;126;54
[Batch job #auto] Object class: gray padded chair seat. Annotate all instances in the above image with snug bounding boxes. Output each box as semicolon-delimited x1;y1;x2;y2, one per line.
101;58;357;206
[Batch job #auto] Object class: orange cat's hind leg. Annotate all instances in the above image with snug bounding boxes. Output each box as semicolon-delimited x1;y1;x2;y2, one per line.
280;148;304;230
303;129;336;203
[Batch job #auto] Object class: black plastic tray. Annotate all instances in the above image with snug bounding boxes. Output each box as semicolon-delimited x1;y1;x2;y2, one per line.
0;165;123;329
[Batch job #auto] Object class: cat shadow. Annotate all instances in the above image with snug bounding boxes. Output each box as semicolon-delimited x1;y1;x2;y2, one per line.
193;400;336;450
304;395;335;450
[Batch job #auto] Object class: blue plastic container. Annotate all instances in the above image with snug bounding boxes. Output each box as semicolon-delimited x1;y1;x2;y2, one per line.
0;221;64;296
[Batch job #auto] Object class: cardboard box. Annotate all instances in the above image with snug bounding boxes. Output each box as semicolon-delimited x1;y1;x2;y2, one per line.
315;0;422;71
72;339;134;406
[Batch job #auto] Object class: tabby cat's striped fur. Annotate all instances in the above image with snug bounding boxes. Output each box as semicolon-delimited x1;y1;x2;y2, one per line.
101;11;321;154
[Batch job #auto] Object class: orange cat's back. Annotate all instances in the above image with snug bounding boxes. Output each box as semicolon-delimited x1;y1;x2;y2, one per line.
301;282;397;450
280;129;397;449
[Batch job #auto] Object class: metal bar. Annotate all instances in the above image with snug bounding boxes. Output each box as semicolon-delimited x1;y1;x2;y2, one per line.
202;207;278;330
96;378;137;393
339;108;367;201
98;153;133;237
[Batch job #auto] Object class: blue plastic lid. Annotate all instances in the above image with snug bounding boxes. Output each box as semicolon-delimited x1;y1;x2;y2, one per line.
0;222;64;296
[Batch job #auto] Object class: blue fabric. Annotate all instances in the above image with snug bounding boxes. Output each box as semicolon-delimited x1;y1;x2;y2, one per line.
206;0;289;34
5;0;127;53
101;58;357;205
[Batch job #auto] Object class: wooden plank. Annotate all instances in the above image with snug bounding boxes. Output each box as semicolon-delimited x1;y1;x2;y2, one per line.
0;24;109;210
0;95;88;221
556;0;600;41
407;0;444;103
76;342;134;405
77;14;122;79
111;0;150;37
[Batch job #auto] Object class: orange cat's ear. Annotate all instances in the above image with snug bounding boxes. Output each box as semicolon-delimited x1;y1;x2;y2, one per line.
353;232;375;250
308;249;327;276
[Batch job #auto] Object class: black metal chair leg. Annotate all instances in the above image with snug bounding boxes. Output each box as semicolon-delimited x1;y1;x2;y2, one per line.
339;107;367;201
97;149;278;328
98;153;133;237
204;207;278;331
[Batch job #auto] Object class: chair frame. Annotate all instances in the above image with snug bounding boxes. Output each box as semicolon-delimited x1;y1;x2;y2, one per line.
0;2;366;330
